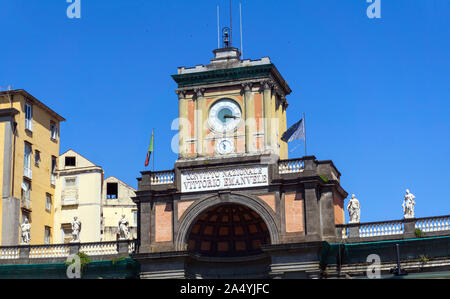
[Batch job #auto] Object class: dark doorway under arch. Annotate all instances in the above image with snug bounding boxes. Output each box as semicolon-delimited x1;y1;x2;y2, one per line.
187;204;271;257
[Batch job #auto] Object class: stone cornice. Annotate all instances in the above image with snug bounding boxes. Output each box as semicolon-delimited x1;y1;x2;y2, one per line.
0;108;19;118
172;64;291;96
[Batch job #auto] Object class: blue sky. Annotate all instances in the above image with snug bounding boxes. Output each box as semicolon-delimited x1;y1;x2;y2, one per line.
1;0;449;222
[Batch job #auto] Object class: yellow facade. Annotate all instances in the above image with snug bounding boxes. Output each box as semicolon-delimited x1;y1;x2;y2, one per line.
0;90;65;245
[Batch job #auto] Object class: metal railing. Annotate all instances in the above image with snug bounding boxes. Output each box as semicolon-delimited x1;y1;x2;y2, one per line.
337;215;450;239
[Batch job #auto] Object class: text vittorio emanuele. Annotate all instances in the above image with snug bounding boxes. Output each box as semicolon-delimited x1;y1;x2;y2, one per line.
181;166;269;193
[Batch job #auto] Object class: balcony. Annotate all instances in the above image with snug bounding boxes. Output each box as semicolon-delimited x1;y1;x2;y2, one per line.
21;198;31;211
23;167;32;180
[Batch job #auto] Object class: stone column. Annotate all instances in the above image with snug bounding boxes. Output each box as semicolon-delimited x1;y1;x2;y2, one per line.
177;91;188;158
194;88;205;156
262;81;273;152
280;99;288;159
242;83;255;153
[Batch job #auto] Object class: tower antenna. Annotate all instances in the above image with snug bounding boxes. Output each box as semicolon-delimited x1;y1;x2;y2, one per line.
217;5;220;48
240;2;243;58
229;0;233;46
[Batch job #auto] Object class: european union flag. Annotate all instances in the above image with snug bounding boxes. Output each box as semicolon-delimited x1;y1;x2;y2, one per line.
281;118;305;142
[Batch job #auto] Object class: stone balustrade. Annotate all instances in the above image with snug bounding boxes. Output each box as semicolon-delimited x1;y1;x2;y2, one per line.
0;240;137;261
0;247;19;260
337;215;450;241
278;158;304;174
150;170;175;185
415;216;450;233
30;244;70;259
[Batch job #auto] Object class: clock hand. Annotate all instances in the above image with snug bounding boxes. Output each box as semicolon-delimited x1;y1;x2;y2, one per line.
223;114;237;119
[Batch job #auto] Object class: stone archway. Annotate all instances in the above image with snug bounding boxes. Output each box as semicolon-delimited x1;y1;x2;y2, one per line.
175;193;280;252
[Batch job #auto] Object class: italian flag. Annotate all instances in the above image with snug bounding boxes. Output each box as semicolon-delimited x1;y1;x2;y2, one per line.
145;130;154;167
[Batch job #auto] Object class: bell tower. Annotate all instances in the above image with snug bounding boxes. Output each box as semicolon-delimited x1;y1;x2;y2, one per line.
173;41;291;161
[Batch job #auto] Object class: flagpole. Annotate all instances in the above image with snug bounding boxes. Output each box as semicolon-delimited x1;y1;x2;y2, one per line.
153;129;155;172
303;112;307;157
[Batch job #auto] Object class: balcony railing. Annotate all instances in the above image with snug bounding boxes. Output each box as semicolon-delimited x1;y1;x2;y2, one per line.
150;170;175;185
0;240;137;261
337;215;450;240
279;158;304;174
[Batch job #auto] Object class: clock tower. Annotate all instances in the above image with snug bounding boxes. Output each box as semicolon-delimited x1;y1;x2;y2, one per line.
134;35;348;279
172;45;291;161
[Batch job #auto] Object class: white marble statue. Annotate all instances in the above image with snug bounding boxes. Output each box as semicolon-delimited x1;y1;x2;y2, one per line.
21;218;31;245
402;189;416;219
118;214;130;240
71;216;82;242
347;194;361;224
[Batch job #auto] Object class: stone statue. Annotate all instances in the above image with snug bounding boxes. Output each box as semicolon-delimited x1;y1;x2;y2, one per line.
118;214;130;240
21;218;31;245
71;216;82;242
402;189;416;219
347;194;361;224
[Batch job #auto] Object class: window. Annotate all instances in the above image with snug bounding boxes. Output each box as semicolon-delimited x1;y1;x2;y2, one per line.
25;103;33;131
35;150;41;167
24;143;32;179
44;226;51;244
62;177;78;206
65;177;77;187
50;121;58;140
132;210;137;227
45;193;52;212
61;223;72;244
21;180;31;210
22;211;31;224
106;183;118;199
51;156;57;185
65;156;76;167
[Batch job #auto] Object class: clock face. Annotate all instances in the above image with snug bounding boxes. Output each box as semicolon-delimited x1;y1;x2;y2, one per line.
215;138;235;155
208;99;242;133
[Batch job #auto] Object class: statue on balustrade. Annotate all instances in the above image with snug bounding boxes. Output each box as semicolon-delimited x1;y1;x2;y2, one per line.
71;216;82;243
403;189;416;219
21;218;31;245
347;194;361;224
118;214;130;240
